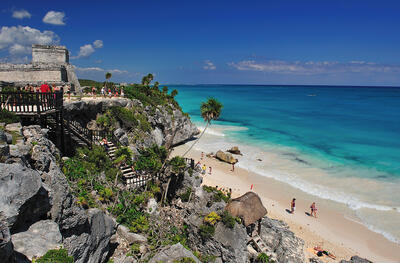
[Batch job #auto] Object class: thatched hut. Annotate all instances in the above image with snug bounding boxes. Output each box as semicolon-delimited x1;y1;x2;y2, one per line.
225;192;267;235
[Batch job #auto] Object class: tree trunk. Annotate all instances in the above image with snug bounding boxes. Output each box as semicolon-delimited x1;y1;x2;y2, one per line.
182;121;209;157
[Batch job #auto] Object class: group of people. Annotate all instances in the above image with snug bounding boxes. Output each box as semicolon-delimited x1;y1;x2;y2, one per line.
290;198;318;218
92;86;124;98
197;152;213;176
17;82;72;100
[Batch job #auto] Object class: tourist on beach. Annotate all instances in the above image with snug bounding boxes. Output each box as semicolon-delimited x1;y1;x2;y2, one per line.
202;164;206;175
209;166;212;175
231;163;235;172
290;198;296;213
92;86;96;98
310;202;317;218
201;151;204;160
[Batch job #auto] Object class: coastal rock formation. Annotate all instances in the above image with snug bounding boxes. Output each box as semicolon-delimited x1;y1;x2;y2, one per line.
0;125;116;263
215;150;238;164
227;146;242;155
340;256;373;263
148;243;201;263
12;220;62;261
260;217;305;263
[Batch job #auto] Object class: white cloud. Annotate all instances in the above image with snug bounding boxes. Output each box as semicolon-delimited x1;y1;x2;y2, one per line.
0;26;59;61
72;40;103;59
74;66;128;74
203;60;216;70
43;11;66;25
229;60;400;75
73;44;95;59
9;43;31;55
12;9;31;19
93;40;103;48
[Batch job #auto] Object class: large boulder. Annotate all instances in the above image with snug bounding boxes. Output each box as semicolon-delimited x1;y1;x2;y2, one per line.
149;243;201;263
117;225;147;245
0;163;50;233
12;220;62;261
5;122;22;133
227;146;242;155
260;217;305;263
0;216;13;263
63;208;115;263
215;150;238;164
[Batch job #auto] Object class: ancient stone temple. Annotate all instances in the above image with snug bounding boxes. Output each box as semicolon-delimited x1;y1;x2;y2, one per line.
0;45;81;93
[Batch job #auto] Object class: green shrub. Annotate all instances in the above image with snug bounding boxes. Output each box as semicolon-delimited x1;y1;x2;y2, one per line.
0;109;20;124
181;187;192;202
36;248;74;263
204;212;221;226
173;258;196;263
169;156;186;173
221;210;236;229
199;224;215;240
256;253;270;263
135;145;167;173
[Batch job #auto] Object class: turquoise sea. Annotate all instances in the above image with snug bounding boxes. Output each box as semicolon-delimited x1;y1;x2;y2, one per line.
171;84;400;243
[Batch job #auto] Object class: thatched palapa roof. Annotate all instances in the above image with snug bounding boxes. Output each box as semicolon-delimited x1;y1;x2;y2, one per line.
225;192;267;227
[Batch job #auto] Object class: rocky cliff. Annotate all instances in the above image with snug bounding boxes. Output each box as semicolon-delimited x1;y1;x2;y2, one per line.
0;126;115;262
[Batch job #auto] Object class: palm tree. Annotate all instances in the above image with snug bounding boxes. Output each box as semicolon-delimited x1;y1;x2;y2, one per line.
147;73;154;84
105;72;112;89
141;75;148;86
182;97;223;157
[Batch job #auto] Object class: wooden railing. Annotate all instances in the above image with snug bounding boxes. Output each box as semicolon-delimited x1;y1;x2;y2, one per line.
0;91;63;114
65;117;119;147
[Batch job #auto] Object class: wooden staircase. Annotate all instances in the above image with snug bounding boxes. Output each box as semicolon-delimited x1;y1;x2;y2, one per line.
251;234;268;253
104;141;150;189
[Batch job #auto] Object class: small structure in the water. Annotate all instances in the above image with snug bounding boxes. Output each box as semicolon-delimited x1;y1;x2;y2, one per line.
0;45;81;93
225;191;267;236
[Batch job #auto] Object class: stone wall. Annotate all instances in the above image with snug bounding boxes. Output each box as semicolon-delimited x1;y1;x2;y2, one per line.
32;45;69;65
0;64;66;84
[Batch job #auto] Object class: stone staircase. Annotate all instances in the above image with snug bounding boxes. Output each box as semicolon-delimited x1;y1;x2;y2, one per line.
250;234;278;262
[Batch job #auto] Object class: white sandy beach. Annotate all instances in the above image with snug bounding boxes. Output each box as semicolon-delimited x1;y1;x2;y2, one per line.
172;143;400;263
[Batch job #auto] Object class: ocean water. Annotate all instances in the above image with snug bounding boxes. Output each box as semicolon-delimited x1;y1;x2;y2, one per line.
171;84;400;243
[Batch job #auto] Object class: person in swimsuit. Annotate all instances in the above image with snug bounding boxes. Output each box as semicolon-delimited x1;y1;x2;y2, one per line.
310;202;317;218
291;198;296;213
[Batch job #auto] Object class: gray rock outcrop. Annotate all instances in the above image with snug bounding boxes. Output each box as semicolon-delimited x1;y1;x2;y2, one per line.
340;256;373;263
12;220;62;261
260;217;305;263
0;215;13;263
117;225;147;245
149;243;201;263
63;208;115;263
0;163;50;233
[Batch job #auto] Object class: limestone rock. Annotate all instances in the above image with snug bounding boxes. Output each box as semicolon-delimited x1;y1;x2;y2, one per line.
0;144;9;158
340;256;373;263
117;225;147;244
149;243;201;263
5;122;22;133
0;163;50;233
227;146;242;155
310;258;324;263
215;150;238;164
147;198;158;215
0;216;13;263
260;217;305;263
12;220;62;261
63;208;115;263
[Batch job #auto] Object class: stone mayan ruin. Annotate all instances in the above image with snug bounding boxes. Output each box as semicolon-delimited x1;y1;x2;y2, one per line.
0;44;81;93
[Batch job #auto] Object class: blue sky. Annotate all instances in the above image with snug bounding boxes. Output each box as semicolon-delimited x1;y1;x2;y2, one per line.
1;0;400;86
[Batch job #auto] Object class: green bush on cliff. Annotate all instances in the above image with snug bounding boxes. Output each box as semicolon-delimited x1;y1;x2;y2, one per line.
35;248;74;263
135;145;167;173
169;156;186;173
199;224;215;240
221;210;236;229
0;109;20;124
256;253;270;263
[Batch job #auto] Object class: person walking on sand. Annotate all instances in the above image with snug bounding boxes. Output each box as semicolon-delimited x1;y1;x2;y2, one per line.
310;202;317;218
201;151;204;160
209;166;212;175
231;163;235;172
202;164;206;175
290;198;296;214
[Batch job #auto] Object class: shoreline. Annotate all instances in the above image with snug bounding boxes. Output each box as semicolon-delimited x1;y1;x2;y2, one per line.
172;143;400;263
